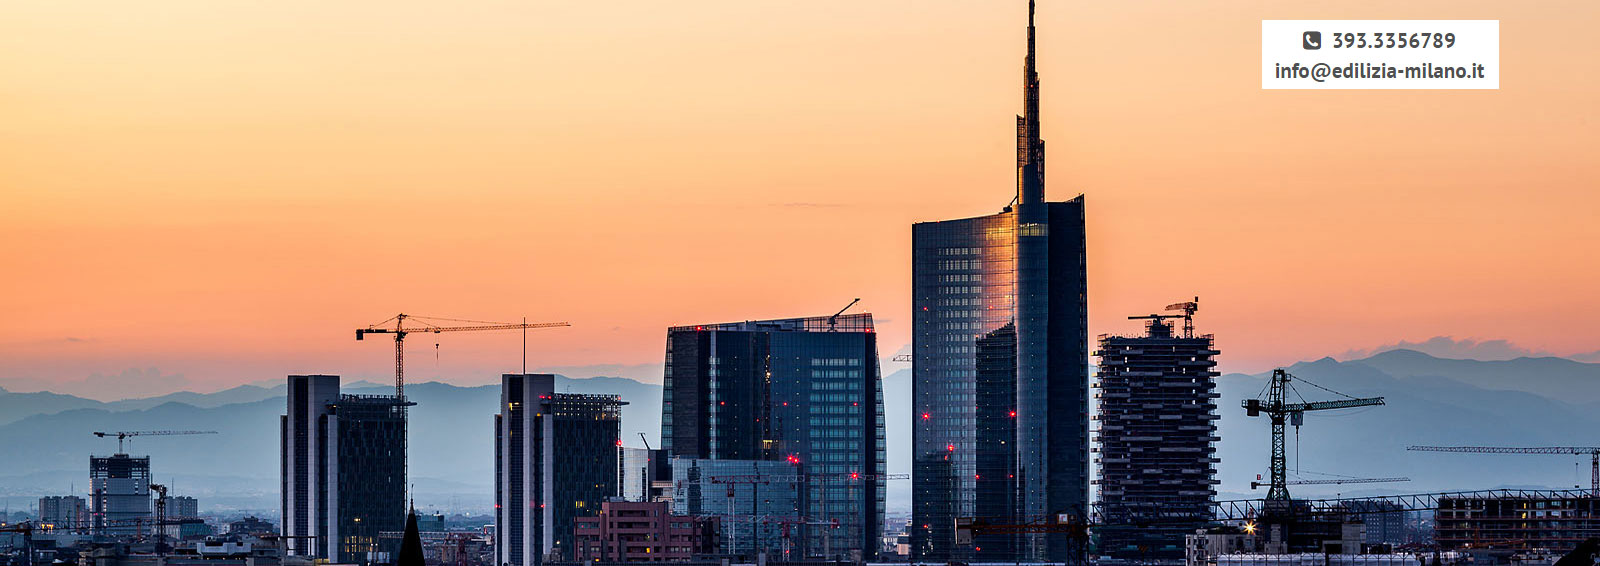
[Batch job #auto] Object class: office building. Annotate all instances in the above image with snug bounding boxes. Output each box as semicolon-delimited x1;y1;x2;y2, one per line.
573;500;720;562
1094;312;1220;559
496;373;624;566
660;314;886;560
280;374;411;563
909;2;1089;562
91;454;151;535
39;496;88;530
671;458;802;558
620;447;671;503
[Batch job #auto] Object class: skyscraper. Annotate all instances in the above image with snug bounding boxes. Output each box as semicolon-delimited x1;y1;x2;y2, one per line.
280;374;411;563
660;314;886;560
910;2;1089;562
496;374;624;566
1094;311;1220;559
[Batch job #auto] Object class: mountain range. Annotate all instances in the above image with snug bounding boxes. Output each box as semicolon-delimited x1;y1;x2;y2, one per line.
2;349;1598;517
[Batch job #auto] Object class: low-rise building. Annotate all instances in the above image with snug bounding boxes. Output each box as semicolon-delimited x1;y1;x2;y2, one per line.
1435;493;1600;552
572;500;719;562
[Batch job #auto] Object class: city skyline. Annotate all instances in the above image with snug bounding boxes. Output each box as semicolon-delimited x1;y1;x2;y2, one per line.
6;0;1599;395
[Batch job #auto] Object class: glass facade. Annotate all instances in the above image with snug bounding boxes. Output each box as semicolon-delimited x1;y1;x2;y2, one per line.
910;2;1088;562
331;394;410;564
280;375;410;564
671;458;801;558
496;374;622;566
660;314;885;560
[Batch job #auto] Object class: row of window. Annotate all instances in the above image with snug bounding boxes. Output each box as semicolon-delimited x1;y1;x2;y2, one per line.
936;260;984;270
937;247;980;256
937;274;982;283
810;358;862;367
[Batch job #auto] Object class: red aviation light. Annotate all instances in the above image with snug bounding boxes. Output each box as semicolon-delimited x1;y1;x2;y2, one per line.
850;472;860;480
921;413;930;420
1009;410;1017;418
947;444;955;452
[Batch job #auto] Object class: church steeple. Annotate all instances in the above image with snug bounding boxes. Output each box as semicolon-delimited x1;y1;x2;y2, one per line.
1016;0;1046;210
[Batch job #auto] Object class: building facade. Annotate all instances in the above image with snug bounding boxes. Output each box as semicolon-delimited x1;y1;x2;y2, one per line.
91;454;151;535
496;374;624;566
660;314;886;561
573;500;720;562
39;496;89;530
280;374;411;564
909;3;1089;562
1095;314;1220;559
169;496;199;520
670;458;802;559
1435;493;1600;552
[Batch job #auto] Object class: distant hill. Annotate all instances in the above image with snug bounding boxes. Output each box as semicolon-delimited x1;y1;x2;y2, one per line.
0;376;662;514
3;349;1599;516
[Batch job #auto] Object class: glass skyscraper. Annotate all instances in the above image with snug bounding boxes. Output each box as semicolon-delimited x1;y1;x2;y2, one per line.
280;374;411;564
660;314;886;560
909;2;1089;562
495;373;624;566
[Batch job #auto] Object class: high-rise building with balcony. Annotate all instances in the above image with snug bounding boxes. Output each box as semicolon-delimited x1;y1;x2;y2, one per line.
909;2;1089;562
660;313;886;561
1094;313;1220;559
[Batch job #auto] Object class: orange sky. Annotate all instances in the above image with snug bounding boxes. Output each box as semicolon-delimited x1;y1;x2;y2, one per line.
3;0;1596;393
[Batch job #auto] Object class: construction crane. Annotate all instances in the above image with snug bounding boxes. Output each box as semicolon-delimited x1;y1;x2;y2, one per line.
1165;297;1199;338
1244;369;1384;503
1408;446;1600;496
1252;476;1410;490
826;298;860;331
92;430;216;453
356;314;569;400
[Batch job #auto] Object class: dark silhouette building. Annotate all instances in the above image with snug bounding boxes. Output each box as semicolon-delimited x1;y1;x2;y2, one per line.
280;374;411;563
659;314;886;560
909;2;1089;562
496;374;624;566
1094;313;1220;559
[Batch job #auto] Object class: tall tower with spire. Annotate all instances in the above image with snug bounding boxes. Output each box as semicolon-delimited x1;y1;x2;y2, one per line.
1017;0;1045;212
910;1;1088;563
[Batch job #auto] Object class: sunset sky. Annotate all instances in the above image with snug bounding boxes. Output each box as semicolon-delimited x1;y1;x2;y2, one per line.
3;0;1596;396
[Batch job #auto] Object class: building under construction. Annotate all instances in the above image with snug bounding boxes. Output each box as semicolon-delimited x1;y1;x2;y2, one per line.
1435;492;1600;552
91;454;151;535
1094;301;1220;559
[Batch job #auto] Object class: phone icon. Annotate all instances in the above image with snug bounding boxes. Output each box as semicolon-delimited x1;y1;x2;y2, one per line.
1303;31;1321;50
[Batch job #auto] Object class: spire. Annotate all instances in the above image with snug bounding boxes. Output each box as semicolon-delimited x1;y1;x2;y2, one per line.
1016;0;1045;210
397;506;424;566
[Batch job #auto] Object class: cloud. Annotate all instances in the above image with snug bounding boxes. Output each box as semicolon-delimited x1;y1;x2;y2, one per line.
1571;350;1600;363
1338;336;1554;362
